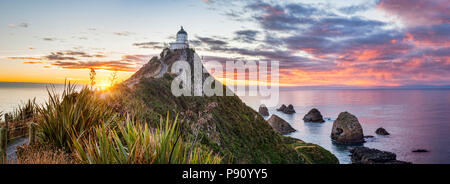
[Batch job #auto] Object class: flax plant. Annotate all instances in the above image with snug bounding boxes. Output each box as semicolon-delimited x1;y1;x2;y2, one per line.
37;82;117;150
71;115;221;164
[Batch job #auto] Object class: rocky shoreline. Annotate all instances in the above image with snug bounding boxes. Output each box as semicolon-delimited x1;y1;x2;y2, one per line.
260;104;413;164
350;147;411;164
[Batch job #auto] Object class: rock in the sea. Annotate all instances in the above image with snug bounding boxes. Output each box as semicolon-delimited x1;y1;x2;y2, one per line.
350;147;411;164
331;112;364;144
276;104;287;112
267;115;296;135
363;135;374;138
276;104;295;114
283;104;296;114
303;108;325;122
258;104;269;116
412;149;429;153
375;127;390;135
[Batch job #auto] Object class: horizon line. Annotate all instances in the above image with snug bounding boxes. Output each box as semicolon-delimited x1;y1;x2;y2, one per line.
1;81;450;90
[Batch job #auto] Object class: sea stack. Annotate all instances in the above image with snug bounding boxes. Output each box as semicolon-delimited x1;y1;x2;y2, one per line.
267;115;296;135
258;104;269;116
276;104;295;114
303;108;325;122
375;127;390;135
284;104;296;114
331;112;364;144
276;104;287;112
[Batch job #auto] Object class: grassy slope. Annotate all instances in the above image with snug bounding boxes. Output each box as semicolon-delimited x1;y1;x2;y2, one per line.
112;49;339;164
113;74;338;164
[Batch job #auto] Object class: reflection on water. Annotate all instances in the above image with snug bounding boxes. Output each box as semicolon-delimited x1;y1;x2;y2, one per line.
241;89;450;164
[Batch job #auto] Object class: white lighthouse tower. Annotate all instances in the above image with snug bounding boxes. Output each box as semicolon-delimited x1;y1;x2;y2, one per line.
169;26;189;50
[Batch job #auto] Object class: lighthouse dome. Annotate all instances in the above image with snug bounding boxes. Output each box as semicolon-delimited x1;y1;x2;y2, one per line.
177;26;187;35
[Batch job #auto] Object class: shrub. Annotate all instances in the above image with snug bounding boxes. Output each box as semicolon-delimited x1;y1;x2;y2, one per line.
37;83;117;150
16;144;77;164
6;99;37;122
71;115;222;164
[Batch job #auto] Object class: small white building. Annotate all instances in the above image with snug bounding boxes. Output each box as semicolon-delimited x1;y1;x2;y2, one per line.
169;26;189;50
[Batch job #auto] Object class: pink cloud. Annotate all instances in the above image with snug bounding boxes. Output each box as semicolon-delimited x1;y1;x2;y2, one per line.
377;0;449;26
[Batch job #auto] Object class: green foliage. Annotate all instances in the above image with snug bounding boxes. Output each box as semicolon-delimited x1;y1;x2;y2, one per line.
7;98;37;122
287;138;339;164
115;48;339;164
71;115;221;164
37;83;117;150
126;75;336;163
30;48;338;164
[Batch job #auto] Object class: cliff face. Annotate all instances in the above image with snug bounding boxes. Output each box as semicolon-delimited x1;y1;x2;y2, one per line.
116;48;338;164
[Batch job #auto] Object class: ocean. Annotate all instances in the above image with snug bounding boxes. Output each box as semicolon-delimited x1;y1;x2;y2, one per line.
240;89;450;164
1;82;449;164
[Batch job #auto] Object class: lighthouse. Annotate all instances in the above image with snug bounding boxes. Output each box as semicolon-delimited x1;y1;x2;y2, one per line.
169;26;189;50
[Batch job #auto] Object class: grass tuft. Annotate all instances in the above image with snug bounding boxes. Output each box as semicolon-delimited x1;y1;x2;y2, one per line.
71;114;221;164
37;82;117;150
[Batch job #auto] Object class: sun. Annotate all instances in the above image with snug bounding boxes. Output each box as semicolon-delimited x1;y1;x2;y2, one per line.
96;81;113;91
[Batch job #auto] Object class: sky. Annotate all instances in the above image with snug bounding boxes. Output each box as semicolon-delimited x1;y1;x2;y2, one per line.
0;0;449;88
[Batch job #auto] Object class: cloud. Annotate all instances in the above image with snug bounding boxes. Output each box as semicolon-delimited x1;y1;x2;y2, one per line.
339;4;373;14
44;52;77;61
8;23;28;28
23;61;43;64
9;50;147;72
121;54;151;63
51;60;137;72
244;2;319;31
195;36;228;47
132;42;165;49
234;30;260;43
200;0;450;86
113;31;132;36
42;37;57;41
406;24;450;46
7;56;41;60
40;50;107;60
377;0;450;26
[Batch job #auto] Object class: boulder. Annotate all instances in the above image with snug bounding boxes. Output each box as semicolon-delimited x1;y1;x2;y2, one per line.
330;112;364;144
303;108;325;122
350;147;411;164
258;104;269;116
276;104;295;114
267;115;296;135
283;104;296;114
276;104;286;112
375;127;390;135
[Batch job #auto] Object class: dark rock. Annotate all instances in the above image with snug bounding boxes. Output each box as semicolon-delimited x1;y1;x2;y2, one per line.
363;135;374;138
258;104;269;116
276;104;287;112
267;115;296;135
412;149;429;153
350;147;412;164
276;104;296;114
283;104;296;114
303;108;325;122
375;127;390;135
331;112;364;144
